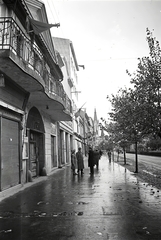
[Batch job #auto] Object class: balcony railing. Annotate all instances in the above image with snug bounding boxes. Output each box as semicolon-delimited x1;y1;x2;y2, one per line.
0;17;72;114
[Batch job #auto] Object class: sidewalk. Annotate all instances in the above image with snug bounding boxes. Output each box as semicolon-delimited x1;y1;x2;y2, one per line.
115;152;161;190
0;165;65;203
0;155;161;240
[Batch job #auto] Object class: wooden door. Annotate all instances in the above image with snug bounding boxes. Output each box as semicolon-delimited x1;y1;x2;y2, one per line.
51;136;57;168
1;118;19;190
29;141;37;177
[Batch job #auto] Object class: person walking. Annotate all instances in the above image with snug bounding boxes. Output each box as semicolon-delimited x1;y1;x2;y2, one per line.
107;150;112;162
76;147;84;175
93;149;100;170
71;150;78;175
99;149;103;158
88;146;95;175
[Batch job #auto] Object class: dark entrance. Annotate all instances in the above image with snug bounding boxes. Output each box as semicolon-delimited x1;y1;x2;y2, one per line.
51;135;57;168
60;130;65;165
0;117;20;190
26;107;45;177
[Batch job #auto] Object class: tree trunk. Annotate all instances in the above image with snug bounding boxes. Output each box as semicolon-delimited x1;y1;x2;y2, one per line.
135;141;138;173
123;147;126;165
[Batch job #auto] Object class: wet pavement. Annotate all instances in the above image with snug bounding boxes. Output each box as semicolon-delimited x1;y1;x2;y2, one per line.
0;155;161;240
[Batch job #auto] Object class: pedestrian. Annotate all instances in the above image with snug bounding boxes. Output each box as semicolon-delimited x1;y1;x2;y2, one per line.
107;150;112;162
99;149;103;157
76;147;84;175
71;150;78;175
93;149;100;170
88;146;95;175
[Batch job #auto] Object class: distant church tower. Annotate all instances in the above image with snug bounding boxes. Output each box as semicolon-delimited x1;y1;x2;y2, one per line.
93;108;98;135
93;108;99;148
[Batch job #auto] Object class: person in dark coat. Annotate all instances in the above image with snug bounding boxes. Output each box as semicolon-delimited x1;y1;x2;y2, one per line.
71;150;78;175
93;149;100;170
76;147;84;175
107;150;112;162
88;147;95;175
99;149;103;157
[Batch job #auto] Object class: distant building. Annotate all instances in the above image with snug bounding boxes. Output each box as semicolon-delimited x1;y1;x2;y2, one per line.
93;108;100;147
0;0;94;193
53;37;82;153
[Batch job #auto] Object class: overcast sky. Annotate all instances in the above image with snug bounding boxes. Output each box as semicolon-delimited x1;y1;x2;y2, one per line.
44;0;161;121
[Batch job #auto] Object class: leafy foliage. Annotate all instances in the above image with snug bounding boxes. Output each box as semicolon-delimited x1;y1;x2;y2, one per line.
104;29;161;144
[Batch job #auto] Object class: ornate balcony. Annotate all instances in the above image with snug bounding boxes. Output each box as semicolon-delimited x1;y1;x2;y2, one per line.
0;17;72;121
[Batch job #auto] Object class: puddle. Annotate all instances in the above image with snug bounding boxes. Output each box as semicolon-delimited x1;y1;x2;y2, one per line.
0;210;84;218
77;201;89;205
142;170;157;177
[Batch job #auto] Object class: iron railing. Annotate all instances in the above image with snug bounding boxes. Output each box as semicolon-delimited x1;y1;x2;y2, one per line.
0;17;72;113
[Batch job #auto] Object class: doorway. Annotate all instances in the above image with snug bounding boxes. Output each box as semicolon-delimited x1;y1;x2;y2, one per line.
26;107;45;178
51;135;57;167
1;118;20;190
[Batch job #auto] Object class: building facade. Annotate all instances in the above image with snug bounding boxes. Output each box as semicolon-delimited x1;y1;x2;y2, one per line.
53;37;82;154
0;0;72;191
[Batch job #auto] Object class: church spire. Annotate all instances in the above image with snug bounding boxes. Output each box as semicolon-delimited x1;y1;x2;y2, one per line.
93;108;99;136
94;108;97;121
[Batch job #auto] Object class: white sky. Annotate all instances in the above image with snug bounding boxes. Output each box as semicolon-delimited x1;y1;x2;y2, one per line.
44;0;161;121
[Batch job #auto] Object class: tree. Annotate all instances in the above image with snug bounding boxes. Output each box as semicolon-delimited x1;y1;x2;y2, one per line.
103;29;161;172
146;134;161;151
127;28;161;138
107;88;147;172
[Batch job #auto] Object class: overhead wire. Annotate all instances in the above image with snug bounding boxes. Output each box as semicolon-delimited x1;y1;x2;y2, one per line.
45;0;57;23
85;57;139;62
45;0;65;38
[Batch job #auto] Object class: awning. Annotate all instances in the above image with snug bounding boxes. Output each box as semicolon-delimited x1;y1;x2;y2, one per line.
29;18;59;35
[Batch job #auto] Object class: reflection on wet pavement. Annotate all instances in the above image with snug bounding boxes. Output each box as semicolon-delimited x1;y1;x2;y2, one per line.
0;155;161;239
